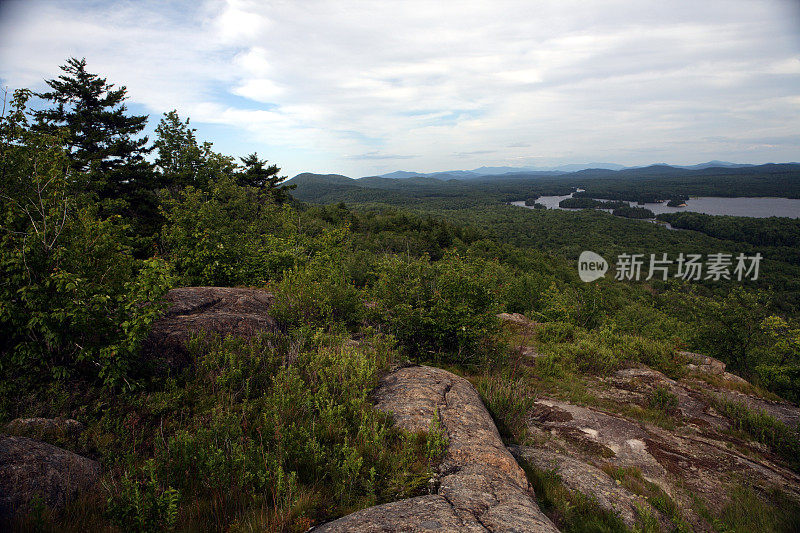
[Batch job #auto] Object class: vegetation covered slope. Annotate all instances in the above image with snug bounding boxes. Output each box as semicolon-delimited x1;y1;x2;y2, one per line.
2;59;800;531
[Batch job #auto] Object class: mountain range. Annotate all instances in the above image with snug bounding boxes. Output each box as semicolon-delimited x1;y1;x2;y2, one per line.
363;161;760;181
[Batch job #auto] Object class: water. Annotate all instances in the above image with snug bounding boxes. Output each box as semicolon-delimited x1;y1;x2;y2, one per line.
512;191;800;219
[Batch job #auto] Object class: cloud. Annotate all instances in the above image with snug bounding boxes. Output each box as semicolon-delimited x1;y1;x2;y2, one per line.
346;152;418;160
1;0;799;177
455;150;496;157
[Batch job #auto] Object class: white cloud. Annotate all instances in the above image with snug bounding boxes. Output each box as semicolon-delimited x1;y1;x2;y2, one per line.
1;0;799;177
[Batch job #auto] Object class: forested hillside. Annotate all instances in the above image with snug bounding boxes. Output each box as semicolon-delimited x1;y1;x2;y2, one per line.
3;60;800;532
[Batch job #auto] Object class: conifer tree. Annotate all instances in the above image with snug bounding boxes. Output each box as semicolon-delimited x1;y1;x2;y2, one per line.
34;57;152;200
237;152;295;203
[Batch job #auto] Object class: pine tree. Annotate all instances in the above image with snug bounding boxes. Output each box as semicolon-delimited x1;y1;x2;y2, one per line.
237;152;295;203
34;57;152;200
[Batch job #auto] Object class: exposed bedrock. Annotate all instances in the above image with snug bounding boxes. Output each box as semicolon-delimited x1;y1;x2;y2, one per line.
315;365;559;532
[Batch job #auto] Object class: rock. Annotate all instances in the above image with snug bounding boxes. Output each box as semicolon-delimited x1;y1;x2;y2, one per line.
141;286;276;369
0;435;100;521
4;418;84;442
314;365;558;532
497;312;538;329
526;396;800;529
508;445;663;530
5;418;84;438
678;351;726;375
715;388;800;429
518;346;546;360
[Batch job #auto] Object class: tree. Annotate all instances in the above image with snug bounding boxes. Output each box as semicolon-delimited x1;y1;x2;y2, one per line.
34;57;153;199
154;110;236;192
1;88;173;388
681;287;770;373
153;110;202;190
237;152;295;203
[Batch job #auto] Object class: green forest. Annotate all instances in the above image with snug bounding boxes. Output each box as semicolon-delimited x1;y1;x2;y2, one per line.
3;60;800;532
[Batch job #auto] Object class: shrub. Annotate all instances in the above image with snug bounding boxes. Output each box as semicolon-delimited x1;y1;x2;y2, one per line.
371;253;503;365
160;178;298;286
0;94;174;387
106;460;180;533
271;255;365;331
536;322;577;344
142;332;433;528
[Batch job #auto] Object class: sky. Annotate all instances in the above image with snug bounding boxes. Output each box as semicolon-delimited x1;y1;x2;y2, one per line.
1;0;799;178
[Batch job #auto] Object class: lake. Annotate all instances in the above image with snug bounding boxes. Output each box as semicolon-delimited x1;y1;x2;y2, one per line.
511;192;800;219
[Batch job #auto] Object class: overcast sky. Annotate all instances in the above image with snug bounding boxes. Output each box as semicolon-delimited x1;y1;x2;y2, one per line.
1;0;799;178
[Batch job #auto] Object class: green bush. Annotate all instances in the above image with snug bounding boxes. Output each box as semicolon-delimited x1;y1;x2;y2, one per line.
271;255;365;331
106;460;180;533
371;253;503;365
160;178;298;286
144;332;433;527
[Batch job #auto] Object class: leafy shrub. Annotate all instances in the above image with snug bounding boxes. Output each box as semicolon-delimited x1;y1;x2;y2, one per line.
536;322;577;344
144;332;433;528
533;324;676;376
271;255;365;331
106;460;180;533
160;178;298;286
371;253;503;365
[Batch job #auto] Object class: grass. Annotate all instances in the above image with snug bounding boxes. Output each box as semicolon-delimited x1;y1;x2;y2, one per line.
691;484;800;533
473;370;538;444
714;397;800;471
519;458;633;533
600;465;690;532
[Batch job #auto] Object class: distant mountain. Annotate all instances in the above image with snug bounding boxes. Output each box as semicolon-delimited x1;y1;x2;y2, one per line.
284;172;355;186
287;163;800;203
470;166;541;175
379;171;427;179
370;161;782;180
673;161;755;170
374;163;626;180
549;162;627;172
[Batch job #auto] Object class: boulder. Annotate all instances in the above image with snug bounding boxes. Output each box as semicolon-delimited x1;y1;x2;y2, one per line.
0;435;100;521
141;286;276;369
314;365;558;532
5;418;84;442
526;395;800;529
678;351;726;375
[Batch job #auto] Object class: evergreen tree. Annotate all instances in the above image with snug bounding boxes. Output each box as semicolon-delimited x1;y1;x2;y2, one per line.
34;57;152;200
237;152;295;203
